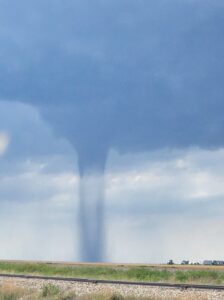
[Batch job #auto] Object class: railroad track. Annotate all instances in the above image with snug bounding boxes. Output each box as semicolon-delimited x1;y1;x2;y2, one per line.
1;273;224;291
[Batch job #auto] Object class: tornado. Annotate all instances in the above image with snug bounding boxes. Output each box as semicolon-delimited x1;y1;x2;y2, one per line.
78;171;105;261
77;148;107;262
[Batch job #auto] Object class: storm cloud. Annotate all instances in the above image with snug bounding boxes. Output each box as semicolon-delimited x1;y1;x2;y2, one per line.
0;0;224;154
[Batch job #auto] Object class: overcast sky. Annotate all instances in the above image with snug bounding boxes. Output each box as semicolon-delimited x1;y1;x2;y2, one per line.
0;0;224;263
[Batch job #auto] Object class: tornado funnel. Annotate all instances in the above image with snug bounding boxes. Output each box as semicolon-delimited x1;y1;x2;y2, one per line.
77;149;107;262
78;171;105;262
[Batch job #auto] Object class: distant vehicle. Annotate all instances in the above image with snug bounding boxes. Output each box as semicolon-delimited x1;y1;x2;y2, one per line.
181;260;189;265
212;261;224;266
203;260;224;266
167;260;174;265
203;260;213;265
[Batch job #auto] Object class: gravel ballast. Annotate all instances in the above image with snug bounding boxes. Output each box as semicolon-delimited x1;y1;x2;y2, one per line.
1;276;224;299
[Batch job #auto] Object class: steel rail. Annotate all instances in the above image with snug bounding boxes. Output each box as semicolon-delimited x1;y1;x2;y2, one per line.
1;273;224;291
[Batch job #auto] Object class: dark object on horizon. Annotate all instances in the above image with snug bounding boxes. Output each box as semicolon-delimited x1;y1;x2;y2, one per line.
212;261;224;266
167;260;174;265
181;260;189;265
203;260;224;266
203;260;213;265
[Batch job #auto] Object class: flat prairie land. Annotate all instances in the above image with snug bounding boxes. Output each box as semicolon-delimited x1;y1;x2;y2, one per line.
1;260;223;270
1;260;224;285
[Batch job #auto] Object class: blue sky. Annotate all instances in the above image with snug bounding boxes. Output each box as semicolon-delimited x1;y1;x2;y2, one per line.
0;0;224;262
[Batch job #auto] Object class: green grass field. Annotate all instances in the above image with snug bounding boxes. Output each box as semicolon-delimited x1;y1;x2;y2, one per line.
0;261;224;285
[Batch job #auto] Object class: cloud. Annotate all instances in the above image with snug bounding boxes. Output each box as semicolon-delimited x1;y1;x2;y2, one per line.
106;148;224;216
0;132;10;155
105;147;224;263
0;100;75;162
0;0;224;167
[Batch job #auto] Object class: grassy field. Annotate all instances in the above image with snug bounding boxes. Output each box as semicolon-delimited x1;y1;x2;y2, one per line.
0;261;224;285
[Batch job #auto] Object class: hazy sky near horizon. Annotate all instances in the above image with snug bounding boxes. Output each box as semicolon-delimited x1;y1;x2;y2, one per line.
1;0;224;262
